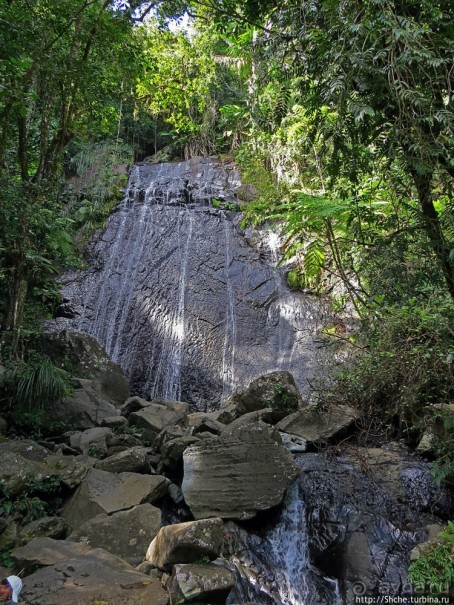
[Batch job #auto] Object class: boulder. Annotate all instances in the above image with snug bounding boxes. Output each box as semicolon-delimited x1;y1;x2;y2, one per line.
153;398;191;415
36;331;130;405
20;547;169;605
43;382;119;430
45;454;96;489
276;403;359;443
99;415;128;428
129;402;189;437
0;522;20;551
70;426;112;456
0;439;52;462
182;423;299;520
235;183;258;202
220;408;274;435
120;395;152;417
62;468;169;529
155;424;189;450
11;537;93;575
410;524;445;561
19;517;67;545
146;518;224;571
95;446;150;473
161;437;200;470
187;415;225;436
279;431;307;453
0;452;56;496
108;433;144;448
186;412;227;429
219;371;302;424
167;563;235;605
68;504;161;565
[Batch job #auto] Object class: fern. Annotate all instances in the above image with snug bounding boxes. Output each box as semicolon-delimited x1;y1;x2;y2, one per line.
7;356;71;411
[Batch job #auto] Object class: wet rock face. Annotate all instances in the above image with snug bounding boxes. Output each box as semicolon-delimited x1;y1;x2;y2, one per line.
53;157;326;410
223;447;452;605
297;448;452;601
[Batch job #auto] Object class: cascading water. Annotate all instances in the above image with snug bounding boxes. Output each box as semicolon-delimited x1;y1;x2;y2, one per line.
55;157;328;409
226;477;342;605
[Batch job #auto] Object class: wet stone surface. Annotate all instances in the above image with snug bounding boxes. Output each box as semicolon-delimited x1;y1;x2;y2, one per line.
51;157;328;410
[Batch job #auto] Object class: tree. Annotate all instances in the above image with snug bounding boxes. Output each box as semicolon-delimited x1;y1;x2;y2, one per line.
136;24;218;155
0;0;142;353
203;0;454;299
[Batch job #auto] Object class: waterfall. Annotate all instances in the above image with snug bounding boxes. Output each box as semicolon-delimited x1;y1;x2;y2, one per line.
227;477;342;605
57;157;328;409
221;214;237;399
162;210;194;401
267;482;311;604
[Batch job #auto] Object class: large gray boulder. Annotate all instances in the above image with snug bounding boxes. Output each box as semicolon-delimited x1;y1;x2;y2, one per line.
0;439;52;462
20;547;169;605
0;452;55;496
70;426;112;456
94;446;150;473
45;454;96;489
219;371;303;424
33;332;130;431
11;537;93;575
146;518;224;571
37;331;130;405
276;403;359;443
167;563;235;605
62;468;169;529
19;517;67;545
68;504;161;565
128;401;189;437
44;379;120;430
182;423;299;520
160;436;200;470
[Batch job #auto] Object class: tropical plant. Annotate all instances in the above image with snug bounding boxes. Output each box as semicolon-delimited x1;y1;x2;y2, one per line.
408;522;454;595
1;353;71;414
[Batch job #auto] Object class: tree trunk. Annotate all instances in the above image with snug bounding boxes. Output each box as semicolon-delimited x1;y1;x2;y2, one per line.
413;173;454;300
1;263;29;359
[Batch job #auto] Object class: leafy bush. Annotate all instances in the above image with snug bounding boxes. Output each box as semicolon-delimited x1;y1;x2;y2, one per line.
430;411;454;486
408;522;454;595
65;140;133;242
317;298;454;479
1;354;71;411
0;474;62;525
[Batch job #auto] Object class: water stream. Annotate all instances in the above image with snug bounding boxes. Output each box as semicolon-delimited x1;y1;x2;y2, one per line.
226;478;342;605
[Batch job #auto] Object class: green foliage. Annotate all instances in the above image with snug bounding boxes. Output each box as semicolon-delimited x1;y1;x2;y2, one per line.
195;555;211;565
136;24;218;152
318;299;454;455
65;139;133;242
272;383;296;413
0;0;144;338
0;474;62;525
236;145;285;227
408;522;454;594
0;549;14;569
229;0;454;297
0;354;72;433
286;269;305;291
430;411;454;486
87;444;105;459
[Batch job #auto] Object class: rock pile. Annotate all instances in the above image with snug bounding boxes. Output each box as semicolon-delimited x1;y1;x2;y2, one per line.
0;333;450;605
0;335;312;604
